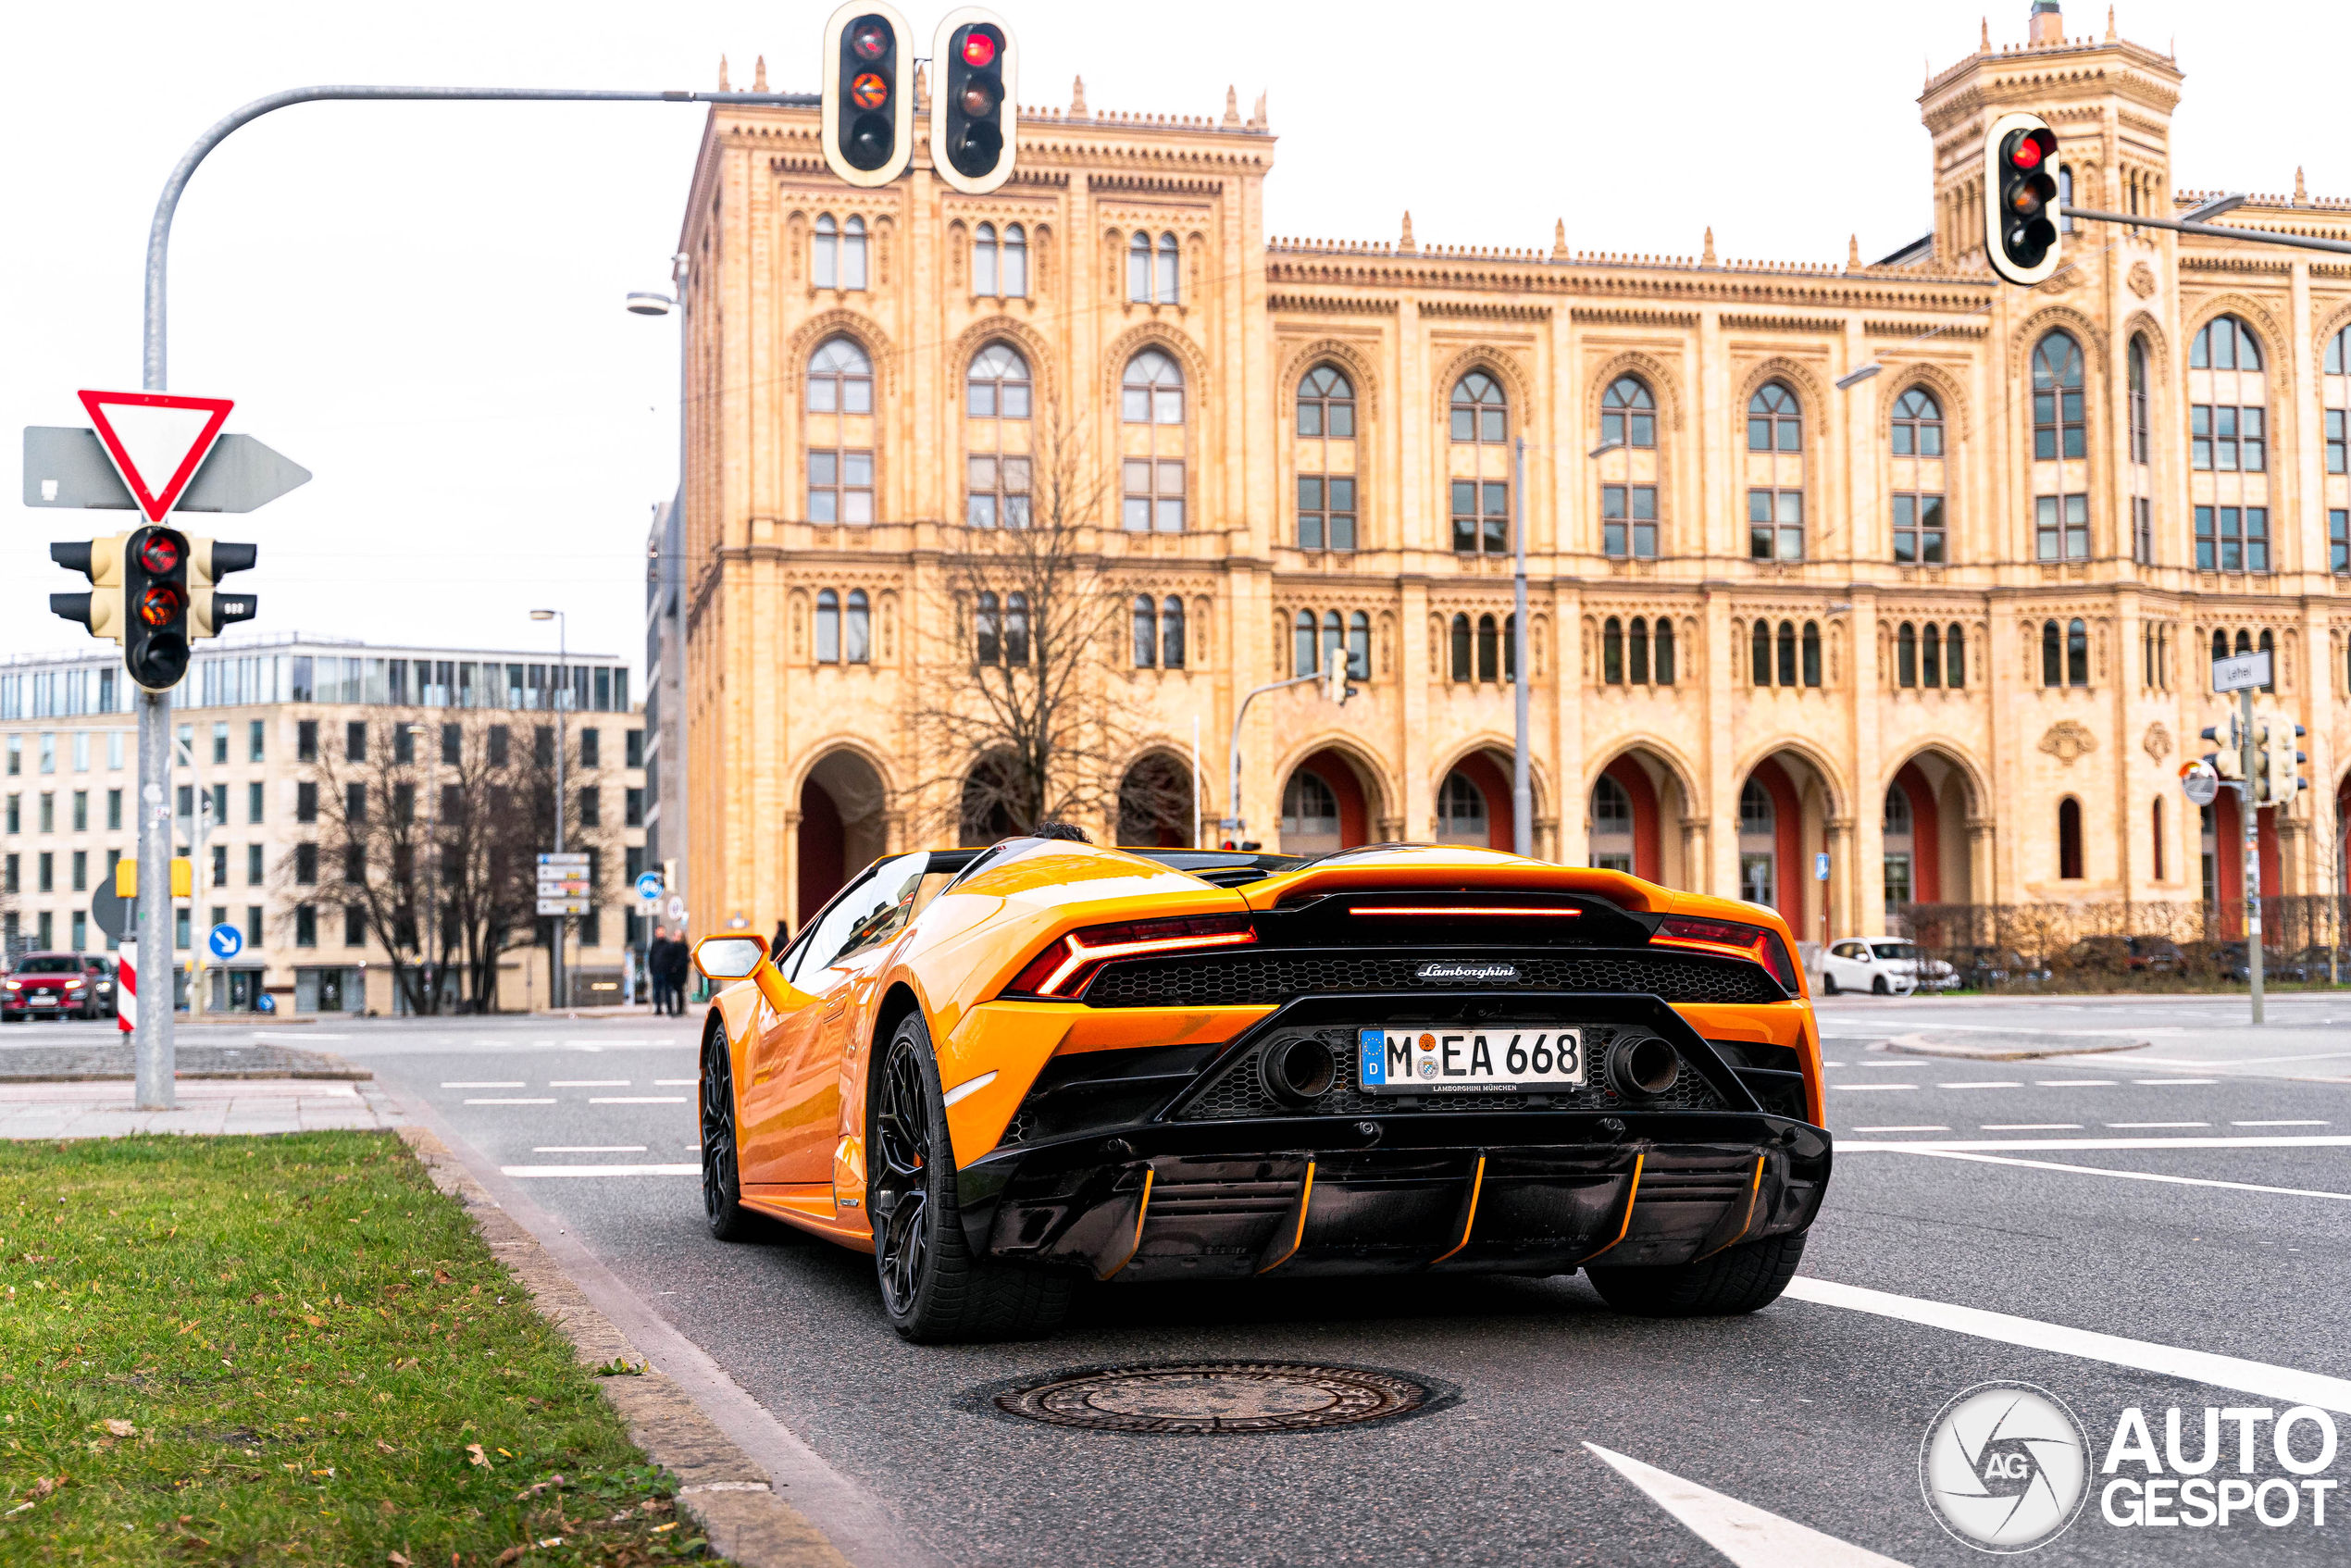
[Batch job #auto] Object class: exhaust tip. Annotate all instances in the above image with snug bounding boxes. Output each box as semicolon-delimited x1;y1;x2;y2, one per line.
1604;1035;1681;1101
1261;1037;1337;1107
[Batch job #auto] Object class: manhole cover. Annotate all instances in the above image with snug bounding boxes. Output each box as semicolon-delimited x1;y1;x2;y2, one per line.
994;1362;1429;1433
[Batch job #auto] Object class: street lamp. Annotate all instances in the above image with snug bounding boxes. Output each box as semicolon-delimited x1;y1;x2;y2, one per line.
628;255;690;977
531;607;568;1012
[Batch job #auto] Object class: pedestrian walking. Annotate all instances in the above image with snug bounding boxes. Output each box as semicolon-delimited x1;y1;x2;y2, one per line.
646;926;677;1015
658;928;691;1016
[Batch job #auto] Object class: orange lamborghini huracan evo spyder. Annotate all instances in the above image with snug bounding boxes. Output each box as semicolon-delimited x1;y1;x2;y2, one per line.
690;838;1830;1344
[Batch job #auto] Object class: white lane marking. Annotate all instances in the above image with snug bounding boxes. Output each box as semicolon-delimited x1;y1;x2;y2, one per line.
533;1146;649;1153
1583;1443;1913;1568
2034;1079;2116;1087
1981;1124;2082;1131
1850;1125;1948;1133
1937;1081;2021;1089
2236;1120;2331;1127
443;1081;525;1089
1787;1276;2351;1413
654;1078;697;1086
1821;1061;1847;1067
501;1164;698;1177
550;1079;631;1087
589;1096;688;1105
2136;1078;2220;1086
1844;1134;2351;1152
1864;1146;2351;1205
1834;1084;1916;1091
2132;1051;2351;1068
465;1097;557;1105
2107;1121;2209;1129
941;1070;999;1108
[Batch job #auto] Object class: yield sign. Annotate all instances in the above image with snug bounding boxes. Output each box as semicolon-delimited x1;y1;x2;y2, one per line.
76;390;233;523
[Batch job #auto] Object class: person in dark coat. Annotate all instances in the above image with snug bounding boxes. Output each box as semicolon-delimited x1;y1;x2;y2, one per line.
647;927;680;1014
657;928;691;1015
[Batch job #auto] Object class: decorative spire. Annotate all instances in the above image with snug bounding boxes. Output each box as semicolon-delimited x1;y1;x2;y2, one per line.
1981;17;1990;51
1848;234;1861;268
1250;91;1267;131
1399;211;1416;255
717;55;730;93
1070;74;1088;118
753;55;768;92
914;61;927;111
2296;166;2309;205
2106;5;2116;40
1552;219;1568;259
1701;227;1717;267
1223;86;1240;127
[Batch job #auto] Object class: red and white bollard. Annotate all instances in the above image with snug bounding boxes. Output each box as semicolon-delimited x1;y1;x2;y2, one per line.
118;949;136;1034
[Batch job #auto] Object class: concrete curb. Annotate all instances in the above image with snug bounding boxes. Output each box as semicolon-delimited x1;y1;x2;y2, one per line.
1878;1031;2151;1061
395;1125;853;1568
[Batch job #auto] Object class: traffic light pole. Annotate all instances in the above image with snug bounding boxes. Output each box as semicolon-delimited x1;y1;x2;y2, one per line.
2241;684;2264;1025
2061;203;2351;258
134;691;172;1108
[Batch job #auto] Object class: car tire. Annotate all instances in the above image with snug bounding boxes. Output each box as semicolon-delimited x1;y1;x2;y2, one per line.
1872;977;1889;996
872;1012;1070;1344
699;1020;761;1242
1821;972;1839;996
1586;1230;1808;1317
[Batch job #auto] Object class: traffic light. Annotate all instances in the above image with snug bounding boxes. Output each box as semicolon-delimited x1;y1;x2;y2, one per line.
2200;715;2243;781
820;2;914;187
48;534;128;645
2256;716;2308;806
1984;111;2061;286
188;538;259;641
121;524;192;691
932;8;1018;194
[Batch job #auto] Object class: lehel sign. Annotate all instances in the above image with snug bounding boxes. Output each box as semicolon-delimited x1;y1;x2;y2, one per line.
2212;651;2271;692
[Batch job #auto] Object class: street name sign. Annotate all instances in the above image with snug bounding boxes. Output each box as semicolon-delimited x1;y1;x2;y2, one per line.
2212;652;2271;692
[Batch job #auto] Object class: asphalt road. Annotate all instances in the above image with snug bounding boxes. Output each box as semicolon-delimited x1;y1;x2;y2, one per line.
20;991;2351;1566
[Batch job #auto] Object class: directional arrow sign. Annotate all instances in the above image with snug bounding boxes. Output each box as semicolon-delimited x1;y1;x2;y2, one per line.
77;391;233;523
24;428;312;512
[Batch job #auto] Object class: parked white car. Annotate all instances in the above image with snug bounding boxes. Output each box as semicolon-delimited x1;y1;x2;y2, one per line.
1819;939;1935;996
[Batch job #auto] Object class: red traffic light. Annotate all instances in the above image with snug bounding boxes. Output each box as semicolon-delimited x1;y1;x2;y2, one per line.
136;583;185;627
2007;128;2055;172
959;28;999;68
850;19;889;60
138;533;180;573
851;71;889;110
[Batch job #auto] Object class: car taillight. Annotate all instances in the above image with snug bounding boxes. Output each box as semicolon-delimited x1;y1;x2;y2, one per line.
1653;914;1800;992
1006;914;1255;999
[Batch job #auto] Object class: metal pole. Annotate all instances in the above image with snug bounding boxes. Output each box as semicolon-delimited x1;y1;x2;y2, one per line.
1224;674;1320;842
191;786;212;1019
133;691;172;1109
554;613;567;1014
2064;204;2351;258
1511;437;1533;858
2244;685;2263;1025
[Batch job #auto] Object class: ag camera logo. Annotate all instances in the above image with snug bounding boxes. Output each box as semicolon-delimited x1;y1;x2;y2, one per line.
1921;1382;2091;1552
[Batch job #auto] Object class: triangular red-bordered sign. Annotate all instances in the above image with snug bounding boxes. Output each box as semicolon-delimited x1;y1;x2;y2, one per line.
77;390;234;524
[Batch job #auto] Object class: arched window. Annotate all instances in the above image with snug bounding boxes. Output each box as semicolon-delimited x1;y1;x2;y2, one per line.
816;590;841;664
964;344;1032;528
806;337;876;524
1476;615;1499;683
1748;382;1802;452
1449;614;1472;683
2151;797;2166;882
1891;388;1947;566
2258;628;2275;691
2032;331;2086;461
1739;780;1773;835
2191;315;2263;372
844;590;870;665
973;223;998;296
1592;775;1632;854
1884;784;1912;836
1157;232;1180;305
1004;591;1029;665
2211;628;2230;667
1121;351;1186;532
1323;612;1345;678
2048;622;2072;687
1437;773;1487;845
1602;616;1623;686
813;214;862;290
2058;797;2084;879
2128;335;2150;464
1003;224;1028;297
1777;621;1798;689
2328;329;2350;479
1654;618;1676;686
1601;377;1655;450
1161;597;1186;669
1294;611;1317;676
2067;618;2090;688
1628;616;1650;685
1126;231;1151;303
1897;622;1918;689
1922;623;1942;689
2233;628;2253;656
975;591;1000;665
1280;771;1339;847
1449;372;1510;555
1347;612;1370;678
1750;620;1772;686
1503;612;1518;681
2192;316;2268;477
840;216;867;289
1133;597;1157;668
1802;620;1822;688
1297;366;1358;552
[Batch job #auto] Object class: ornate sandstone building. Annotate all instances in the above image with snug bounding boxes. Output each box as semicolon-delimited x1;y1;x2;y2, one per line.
675;4;2351;946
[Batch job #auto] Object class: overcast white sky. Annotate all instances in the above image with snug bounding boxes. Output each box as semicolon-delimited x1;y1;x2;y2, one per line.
6;0;2346;674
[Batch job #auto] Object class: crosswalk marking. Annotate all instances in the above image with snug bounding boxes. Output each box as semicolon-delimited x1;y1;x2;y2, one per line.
1585;1443;1913;1568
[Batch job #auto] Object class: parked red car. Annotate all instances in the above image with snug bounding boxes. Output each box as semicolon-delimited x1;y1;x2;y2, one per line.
1;953;107;1021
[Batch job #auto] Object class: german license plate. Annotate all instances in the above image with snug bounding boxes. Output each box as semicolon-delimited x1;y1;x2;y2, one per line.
1357;1027;1584;1093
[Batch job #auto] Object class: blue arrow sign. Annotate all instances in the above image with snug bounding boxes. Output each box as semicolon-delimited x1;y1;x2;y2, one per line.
206;922;244;961
634;872;665;902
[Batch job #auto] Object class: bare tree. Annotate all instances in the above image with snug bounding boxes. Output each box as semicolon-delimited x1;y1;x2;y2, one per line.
904;399;1189;843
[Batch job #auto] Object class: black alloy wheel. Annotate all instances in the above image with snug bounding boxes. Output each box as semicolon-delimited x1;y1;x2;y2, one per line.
1821;971;1839;995
701;1022;756;1240
871;1013;1070;1344
1872;976;1890;996
1587;1230;1809;1316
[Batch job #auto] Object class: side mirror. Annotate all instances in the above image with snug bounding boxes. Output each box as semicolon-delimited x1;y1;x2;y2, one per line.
693;933;795;1014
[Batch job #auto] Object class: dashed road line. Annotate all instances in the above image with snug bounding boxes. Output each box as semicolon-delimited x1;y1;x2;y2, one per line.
1842;1134;2351;1152
465;1097;557;1105
2107;1121;2209;1128
2136;1077;2220;1086
2236;1120;2331;1127
2034;1079;2116;1087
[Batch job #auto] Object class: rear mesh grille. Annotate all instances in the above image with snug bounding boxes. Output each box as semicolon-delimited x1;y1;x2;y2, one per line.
1083;950;1783;1008
1175;1027;1733;1122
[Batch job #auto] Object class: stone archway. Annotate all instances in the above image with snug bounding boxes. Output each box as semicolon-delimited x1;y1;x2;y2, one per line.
1881;747;1982;918
1737;750;1839;946
1588;747;1696;888
1117;752;1195;847
1277;748;1377;856
798;750;888;925
1434;747;1515;851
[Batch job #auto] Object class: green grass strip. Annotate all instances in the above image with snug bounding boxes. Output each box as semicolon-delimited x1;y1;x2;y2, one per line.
0;1129;725;1566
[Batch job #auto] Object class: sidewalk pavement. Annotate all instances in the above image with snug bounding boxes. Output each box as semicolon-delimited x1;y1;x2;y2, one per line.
0;1077;406;1139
